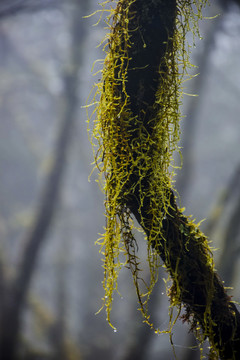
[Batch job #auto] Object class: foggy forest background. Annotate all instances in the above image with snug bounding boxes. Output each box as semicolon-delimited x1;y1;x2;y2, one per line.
0;0;240;359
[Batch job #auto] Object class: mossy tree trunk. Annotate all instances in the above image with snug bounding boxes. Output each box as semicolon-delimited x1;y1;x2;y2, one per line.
97;0;240;359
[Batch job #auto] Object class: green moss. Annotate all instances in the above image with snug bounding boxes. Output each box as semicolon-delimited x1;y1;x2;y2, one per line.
88;0;216;345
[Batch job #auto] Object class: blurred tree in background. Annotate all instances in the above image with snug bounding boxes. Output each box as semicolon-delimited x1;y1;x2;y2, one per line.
0;0;240;359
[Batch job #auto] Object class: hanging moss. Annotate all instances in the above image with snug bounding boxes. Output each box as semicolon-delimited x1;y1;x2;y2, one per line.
88;0;240;358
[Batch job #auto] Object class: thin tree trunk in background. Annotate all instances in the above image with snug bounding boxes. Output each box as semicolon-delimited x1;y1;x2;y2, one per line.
53;254;68;360
218;182;240;285
213;0;240;289
176;11;223;201
0;1;89;358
